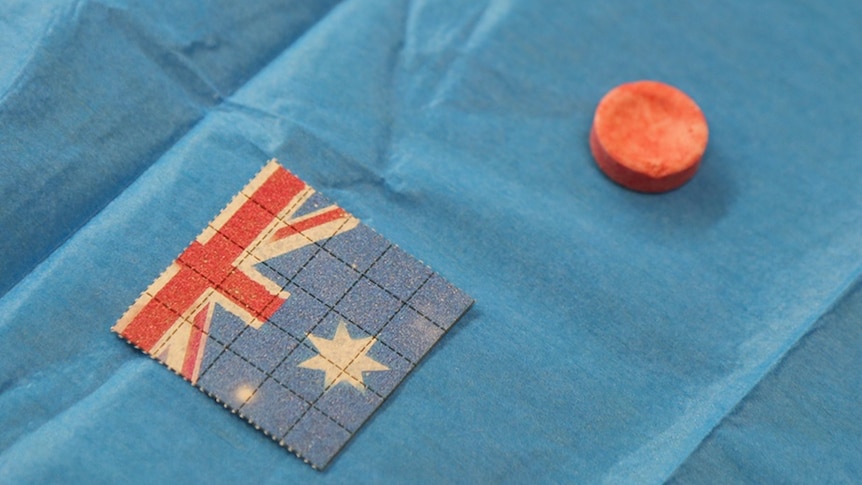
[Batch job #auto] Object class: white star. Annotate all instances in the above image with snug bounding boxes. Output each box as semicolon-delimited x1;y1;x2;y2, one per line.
299;321;389;391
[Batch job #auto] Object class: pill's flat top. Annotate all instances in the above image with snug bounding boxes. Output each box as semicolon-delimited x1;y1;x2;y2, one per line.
591;81;709;192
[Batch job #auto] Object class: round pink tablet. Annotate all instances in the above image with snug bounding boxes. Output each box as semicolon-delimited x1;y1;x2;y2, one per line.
590;81;709;193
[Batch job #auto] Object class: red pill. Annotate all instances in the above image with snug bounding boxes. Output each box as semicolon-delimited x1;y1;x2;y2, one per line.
590;81;708;193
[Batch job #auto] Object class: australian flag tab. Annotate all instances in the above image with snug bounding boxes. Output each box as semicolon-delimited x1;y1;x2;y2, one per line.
113;160;473;469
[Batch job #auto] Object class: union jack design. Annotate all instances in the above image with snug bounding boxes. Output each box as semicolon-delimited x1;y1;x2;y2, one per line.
113;161;358;383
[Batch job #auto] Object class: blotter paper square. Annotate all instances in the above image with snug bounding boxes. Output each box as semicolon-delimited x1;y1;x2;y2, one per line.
113;160;473;469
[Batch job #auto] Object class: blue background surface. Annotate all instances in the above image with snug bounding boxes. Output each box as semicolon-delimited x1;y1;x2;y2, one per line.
1;0;861;482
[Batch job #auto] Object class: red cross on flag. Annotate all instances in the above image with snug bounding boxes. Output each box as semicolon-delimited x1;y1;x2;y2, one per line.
113;161;358;383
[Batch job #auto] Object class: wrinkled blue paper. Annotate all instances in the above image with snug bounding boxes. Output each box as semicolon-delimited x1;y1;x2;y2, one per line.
1;0;861;482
